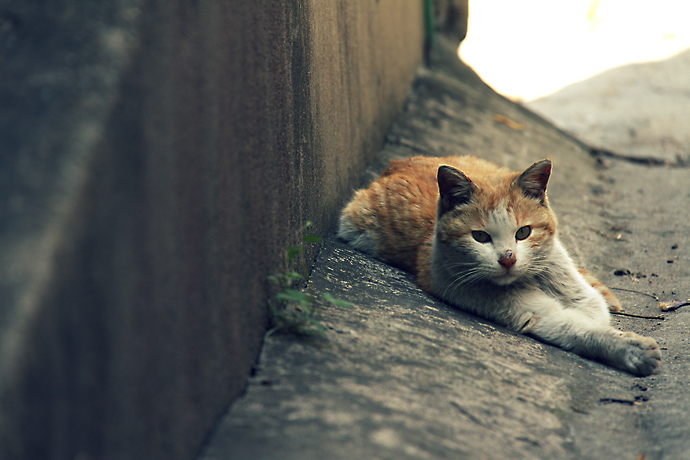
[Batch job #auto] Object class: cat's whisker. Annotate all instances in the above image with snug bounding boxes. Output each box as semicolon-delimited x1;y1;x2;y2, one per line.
440;267;487;299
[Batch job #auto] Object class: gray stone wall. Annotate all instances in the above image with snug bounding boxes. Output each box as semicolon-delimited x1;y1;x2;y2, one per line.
0;1;427;459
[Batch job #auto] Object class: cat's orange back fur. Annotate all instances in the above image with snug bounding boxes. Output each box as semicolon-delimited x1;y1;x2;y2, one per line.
340;155;549;281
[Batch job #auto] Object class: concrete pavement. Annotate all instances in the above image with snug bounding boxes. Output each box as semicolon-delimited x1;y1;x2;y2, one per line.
197;44;690;460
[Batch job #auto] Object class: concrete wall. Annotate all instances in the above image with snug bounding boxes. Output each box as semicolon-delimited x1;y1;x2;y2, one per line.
0;1;425;459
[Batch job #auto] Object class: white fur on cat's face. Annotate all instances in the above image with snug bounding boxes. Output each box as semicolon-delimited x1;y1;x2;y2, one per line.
469;207;529;285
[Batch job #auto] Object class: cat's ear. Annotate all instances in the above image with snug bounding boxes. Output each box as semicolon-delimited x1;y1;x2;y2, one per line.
438;166;477;213
515;159;551;205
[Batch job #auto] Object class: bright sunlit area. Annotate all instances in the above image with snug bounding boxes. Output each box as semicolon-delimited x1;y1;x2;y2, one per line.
459;0;690;102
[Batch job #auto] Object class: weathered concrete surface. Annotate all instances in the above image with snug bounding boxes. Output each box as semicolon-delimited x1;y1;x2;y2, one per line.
528;48;690;164
0;1;424;459
198;41;690;459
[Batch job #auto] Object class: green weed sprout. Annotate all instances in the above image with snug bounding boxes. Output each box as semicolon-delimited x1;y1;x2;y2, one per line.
266;222;352;339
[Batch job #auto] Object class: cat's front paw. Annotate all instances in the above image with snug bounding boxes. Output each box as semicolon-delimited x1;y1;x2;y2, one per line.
619;332;661;376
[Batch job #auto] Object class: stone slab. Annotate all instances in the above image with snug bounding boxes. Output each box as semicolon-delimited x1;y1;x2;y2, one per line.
528;48;690;164
0;1;425;459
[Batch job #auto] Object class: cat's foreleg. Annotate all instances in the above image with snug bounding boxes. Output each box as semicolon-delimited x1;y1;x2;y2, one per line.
515;293;661;376
578;268;621;312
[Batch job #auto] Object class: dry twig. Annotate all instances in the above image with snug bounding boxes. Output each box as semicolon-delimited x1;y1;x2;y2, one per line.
659;300;690;312
609;287;659;301
611;311;664;320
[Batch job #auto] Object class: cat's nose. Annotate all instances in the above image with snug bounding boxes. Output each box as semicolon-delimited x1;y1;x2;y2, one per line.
499;251;517;270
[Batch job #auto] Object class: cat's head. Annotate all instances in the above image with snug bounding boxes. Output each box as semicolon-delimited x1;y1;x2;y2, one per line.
434;159;557;286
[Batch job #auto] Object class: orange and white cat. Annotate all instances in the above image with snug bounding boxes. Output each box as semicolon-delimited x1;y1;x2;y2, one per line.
339;155;661;376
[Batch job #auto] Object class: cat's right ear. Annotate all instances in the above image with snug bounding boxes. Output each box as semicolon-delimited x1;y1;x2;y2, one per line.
438;166;476;213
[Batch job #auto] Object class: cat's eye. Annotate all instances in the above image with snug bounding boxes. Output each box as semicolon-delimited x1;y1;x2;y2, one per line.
515;225;532;241
471;231;492;243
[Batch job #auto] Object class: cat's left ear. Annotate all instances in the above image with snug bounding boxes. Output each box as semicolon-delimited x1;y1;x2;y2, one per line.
515;159;551;205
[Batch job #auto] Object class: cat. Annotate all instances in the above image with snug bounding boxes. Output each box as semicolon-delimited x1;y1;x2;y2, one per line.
338;155;661;376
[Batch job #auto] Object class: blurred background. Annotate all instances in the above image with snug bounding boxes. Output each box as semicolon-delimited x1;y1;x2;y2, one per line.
459;0;690;102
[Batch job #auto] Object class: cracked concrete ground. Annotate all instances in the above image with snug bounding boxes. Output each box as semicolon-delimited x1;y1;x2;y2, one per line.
197;45;690;460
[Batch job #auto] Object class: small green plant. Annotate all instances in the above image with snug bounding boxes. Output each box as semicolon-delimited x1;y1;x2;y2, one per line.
266;222;352;339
